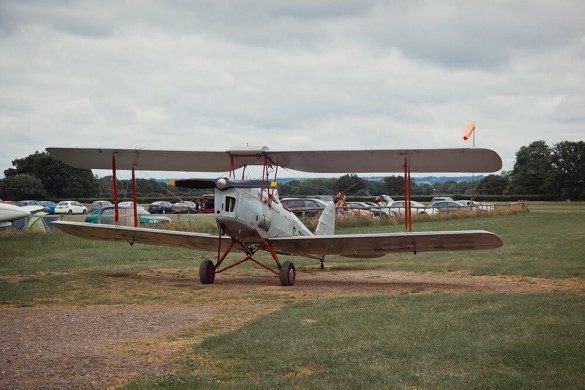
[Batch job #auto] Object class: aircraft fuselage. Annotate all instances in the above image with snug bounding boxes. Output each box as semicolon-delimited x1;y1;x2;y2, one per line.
214;188;313;242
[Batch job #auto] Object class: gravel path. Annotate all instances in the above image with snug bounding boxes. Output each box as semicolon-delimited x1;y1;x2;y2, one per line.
1;306;209;389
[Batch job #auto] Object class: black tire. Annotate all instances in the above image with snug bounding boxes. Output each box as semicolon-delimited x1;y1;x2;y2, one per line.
82;209;87;214
279;261;296;286
68;210;72;215
199;258;215;284
419;211;427;216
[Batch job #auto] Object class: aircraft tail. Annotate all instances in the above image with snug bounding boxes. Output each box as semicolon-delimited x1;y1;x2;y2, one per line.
315;202;335;236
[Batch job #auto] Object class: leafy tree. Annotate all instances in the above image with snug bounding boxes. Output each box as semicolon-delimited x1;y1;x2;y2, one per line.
435;180;458;194
4;151;99;199
510;141;555;195
476;174;510;195
550;141;585;200
335;174;367;195
279;178;337;196
383;175;404;195
363;179;387;196
0;173;46;200
412;182;434;195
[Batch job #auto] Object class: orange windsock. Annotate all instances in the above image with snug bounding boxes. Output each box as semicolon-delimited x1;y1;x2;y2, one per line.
463;122;476;141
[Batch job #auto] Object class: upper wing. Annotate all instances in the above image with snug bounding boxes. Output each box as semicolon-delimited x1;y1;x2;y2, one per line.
46;147;502;173
266;149;502;173
269;230;503;258
52;221;232;252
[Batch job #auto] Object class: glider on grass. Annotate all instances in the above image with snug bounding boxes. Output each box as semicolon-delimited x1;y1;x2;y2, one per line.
47;146;503;286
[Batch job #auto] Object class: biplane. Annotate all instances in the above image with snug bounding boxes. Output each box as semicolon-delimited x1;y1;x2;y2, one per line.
46;146;504;286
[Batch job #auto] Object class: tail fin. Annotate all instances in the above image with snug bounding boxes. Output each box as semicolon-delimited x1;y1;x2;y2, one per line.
315;203;335;236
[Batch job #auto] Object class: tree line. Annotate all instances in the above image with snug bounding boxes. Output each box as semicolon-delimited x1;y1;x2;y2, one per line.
1;140;583;201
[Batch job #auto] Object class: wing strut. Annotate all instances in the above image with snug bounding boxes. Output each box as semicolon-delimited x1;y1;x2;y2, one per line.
112;153;119;224
131;166;138;227
111;152;139;228
404;157;412;232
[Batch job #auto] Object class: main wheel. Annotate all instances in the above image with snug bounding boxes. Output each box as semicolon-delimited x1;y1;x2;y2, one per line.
279;261;296;286
199;258;215;284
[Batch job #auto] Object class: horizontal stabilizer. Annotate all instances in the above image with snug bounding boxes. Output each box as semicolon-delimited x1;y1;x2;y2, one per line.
170;178;276;190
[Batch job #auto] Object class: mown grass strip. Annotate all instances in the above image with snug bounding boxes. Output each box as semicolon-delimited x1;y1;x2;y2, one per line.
126;293;585;389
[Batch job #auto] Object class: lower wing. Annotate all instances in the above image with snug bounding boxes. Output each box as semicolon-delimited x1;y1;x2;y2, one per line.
269;231;503;258
52;221;502;259
51;221;228;251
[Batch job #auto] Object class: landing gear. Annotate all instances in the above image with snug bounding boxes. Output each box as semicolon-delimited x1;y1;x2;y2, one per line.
280;261;296;286
199;230;297;286
199;258;215;284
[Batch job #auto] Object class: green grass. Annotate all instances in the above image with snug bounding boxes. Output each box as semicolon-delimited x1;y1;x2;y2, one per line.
126;293;585;389
1;203;584;307
1;202;584;388
331;208;585;278
0;231;211;305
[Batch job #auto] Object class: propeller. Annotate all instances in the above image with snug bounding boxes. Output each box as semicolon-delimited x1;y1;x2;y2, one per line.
169;178;277;191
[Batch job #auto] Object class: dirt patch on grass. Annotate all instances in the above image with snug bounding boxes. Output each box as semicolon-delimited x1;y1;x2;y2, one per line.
0;306;210;389
1;269;583;389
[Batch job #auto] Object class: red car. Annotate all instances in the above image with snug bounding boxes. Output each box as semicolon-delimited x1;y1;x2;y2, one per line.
200;196;215;214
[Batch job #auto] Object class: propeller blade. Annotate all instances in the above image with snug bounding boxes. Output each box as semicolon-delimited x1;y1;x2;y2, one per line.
170;178;277;190
169;179;218;189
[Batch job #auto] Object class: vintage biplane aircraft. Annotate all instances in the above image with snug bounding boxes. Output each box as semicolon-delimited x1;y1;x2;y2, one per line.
46;146;504;286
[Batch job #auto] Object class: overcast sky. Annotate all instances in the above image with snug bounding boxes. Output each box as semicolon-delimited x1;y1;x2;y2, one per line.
1;0;583;180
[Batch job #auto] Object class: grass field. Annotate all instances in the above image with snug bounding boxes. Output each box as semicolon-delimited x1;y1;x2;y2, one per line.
1;202;584;388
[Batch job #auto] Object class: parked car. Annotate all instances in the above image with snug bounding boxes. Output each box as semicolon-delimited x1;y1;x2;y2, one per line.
456;200;495;212
16;200;50;214
148;201;173;214
431;200;468;213
281;198;331;218
346;201;391;218
55;201;88;215
389;201;439;216
40;200;57;214
85;206;171;224
172;201;198;214
118;201;135;208
429;196;455;206
308;195;334;202
90;200;113;212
